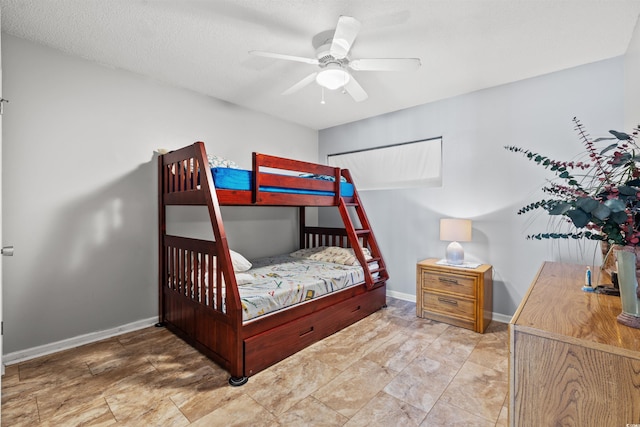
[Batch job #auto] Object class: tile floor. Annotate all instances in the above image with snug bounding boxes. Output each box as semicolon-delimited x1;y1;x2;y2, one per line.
1;298;509;426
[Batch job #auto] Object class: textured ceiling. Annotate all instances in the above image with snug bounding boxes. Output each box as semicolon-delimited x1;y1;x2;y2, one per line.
1;0;640;130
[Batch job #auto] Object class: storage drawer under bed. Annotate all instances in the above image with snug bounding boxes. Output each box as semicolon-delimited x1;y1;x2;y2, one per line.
243;287;385;376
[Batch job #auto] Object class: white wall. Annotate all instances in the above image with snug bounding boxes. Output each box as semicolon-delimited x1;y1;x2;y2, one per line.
1;35;317;354
320;58;624;317
626;15;640;129
2;29;632;354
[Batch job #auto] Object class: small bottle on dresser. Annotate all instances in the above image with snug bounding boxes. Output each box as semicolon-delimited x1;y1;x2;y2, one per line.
582;266;594;292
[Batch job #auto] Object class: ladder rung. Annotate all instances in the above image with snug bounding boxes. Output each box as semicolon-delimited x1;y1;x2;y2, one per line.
355;229;370;235
372;277;387;285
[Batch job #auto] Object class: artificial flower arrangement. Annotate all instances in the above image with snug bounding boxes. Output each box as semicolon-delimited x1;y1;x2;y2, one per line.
505;117;640;247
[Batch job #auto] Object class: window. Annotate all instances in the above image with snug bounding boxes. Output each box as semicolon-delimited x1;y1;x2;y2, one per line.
327;137;442;190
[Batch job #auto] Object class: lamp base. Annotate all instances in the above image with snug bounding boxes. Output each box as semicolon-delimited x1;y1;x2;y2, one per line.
445;241;464;265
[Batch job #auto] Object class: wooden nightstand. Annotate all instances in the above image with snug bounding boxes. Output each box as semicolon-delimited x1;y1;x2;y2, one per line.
416;258;493;333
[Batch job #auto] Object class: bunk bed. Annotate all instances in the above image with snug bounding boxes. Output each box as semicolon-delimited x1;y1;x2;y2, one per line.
158;142;389;385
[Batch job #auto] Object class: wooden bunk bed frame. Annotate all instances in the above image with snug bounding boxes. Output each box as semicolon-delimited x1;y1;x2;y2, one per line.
158;142;389;385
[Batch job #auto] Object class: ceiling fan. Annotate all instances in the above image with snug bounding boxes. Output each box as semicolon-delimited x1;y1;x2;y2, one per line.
249;15;421;102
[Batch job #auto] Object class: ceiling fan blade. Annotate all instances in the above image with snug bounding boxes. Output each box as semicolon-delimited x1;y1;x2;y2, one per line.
249;50;319;65
349;58;421;71
330;16;361;59
344;76;368;102
282;72;318;95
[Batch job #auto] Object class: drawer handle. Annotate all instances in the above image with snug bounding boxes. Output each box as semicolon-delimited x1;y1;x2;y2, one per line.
352;305;361;313
299;326;314;337
438;297;459;306
438;277;460;285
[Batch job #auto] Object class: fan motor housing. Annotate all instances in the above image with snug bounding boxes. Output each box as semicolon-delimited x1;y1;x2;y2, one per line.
315;43;349;68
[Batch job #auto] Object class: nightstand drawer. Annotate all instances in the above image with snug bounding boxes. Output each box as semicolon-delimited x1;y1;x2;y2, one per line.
422;291;475;319
421;271;476;297
420;310;476;330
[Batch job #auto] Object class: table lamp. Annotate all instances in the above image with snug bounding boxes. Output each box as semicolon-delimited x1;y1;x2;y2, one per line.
440;218;472;265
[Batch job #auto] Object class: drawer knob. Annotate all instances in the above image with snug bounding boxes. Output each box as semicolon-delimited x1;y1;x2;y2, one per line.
438;297;459;306
439;277;460;285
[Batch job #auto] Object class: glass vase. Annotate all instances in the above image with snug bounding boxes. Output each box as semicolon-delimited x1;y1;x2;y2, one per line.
614;247;640;329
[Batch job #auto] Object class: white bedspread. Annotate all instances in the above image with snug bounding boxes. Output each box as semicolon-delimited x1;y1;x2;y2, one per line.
239;254;374;322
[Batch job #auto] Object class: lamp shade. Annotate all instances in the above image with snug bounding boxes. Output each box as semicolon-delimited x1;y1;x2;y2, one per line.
439;218;472;242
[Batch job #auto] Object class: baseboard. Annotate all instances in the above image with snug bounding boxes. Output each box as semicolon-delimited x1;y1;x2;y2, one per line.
491;312;513;324
387;290;513;324
386;289;416;302
2;316;158;366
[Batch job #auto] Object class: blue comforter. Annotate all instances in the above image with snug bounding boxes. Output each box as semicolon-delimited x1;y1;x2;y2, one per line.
211;168;354;197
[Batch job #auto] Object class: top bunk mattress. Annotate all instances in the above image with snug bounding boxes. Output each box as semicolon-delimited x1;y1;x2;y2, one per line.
211;167;354;197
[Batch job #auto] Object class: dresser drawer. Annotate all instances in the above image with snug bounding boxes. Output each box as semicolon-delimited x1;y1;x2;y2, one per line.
421;291;475;319
421;271;476;297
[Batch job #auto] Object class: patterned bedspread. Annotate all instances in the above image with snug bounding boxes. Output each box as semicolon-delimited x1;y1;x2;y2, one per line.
239;254;374;322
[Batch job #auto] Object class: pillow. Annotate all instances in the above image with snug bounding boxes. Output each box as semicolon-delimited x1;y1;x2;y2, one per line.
299;173;347;183
230;249;252;272
208;154;240;169
290;246;372;266
235;272;254;285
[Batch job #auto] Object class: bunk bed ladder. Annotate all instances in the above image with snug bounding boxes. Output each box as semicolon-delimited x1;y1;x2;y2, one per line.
338;170;389;289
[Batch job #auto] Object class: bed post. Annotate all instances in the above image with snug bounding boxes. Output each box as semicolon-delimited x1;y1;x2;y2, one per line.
193;142;247;386
157;153;166;327
299;206;306;249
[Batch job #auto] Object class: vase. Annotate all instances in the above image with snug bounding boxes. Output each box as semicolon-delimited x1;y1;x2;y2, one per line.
614;247;640;329
600;241;640;274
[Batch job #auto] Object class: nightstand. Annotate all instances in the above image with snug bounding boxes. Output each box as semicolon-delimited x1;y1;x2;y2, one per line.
416;258;493;333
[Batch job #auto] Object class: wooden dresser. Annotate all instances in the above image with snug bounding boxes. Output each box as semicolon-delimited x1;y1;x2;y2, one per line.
509;262;640;426
416;258;493;333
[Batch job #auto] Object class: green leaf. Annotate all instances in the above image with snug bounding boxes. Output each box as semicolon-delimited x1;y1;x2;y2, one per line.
626;178;640;187
599;142;619;154
591;204;611;221
618;185;637;196
610;130;631;140
594;137;616;142
604;198;627;212
576;197;599;213
567;209;590;227
548;201;572;215
611;211;628;224
583;231;605;241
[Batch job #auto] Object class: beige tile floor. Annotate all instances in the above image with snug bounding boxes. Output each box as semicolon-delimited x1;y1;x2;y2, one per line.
1;298;509;426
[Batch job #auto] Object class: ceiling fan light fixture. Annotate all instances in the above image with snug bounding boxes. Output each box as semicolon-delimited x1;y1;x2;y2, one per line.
316;65;350;90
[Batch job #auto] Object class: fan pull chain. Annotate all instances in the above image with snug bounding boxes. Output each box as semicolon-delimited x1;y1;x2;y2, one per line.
320;87;326;105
